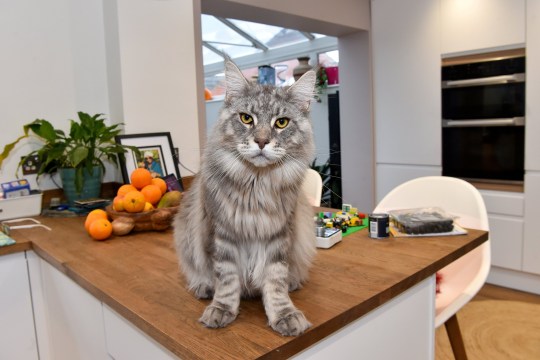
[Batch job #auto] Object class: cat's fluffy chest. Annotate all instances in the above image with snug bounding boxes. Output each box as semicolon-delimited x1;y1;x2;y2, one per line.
204;170;298;242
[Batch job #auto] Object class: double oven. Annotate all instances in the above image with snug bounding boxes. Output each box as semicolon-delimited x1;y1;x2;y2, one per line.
442;49;525;184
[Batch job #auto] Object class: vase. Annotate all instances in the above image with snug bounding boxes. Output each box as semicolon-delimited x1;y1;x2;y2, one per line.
325;66;339;85
60;166;103;205
293;57;313;81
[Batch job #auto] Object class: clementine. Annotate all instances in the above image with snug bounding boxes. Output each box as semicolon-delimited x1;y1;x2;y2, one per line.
123;190;146;213
84;209;108;232
117;184;137;197
141;184;162;205
151;177;167;195
88;218;113;240
130;168;152;190
112;195;125;212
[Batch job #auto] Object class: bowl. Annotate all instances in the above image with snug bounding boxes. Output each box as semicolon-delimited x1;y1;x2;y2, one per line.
105;205;179;232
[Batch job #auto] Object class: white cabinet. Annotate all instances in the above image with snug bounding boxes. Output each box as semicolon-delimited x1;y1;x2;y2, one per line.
372;0;441;167
440;0;525;55
371;0;442;203
526;0;540;171
523;173;540;275
103;305;178;360
480;190;524;271
36;258;108;360
0;252;39;360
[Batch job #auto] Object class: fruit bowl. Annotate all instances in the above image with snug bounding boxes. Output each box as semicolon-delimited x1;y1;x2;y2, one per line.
105;205;179;232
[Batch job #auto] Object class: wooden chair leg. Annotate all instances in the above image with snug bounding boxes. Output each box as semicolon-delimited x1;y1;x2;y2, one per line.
445;313;468;360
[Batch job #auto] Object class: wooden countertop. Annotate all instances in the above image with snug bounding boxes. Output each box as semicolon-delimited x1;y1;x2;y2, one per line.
2;216;488;359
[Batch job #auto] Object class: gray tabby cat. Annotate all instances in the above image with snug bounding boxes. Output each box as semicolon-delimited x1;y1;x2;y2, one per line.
173;59;317;336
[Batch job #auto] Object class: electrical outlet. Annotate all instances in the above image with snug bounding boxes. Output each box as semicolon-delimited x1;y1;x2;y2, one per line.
21;155;40;175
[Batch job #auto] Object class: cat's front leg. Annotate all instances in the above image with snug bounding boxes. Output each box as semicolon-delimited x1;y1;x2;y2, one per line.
262;262;311;336
199;238;241;328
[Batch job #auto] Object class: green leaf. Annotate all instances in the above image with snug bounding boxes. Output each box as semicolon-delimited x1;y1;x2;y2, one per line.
70;146;89;167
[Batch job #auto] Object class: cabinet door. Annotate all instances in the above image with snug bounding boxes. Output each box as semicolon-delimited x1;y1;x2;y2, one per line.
523;173;540;274
441;0;525;55
489;214;524;271
103;305;179;360
0;252;39;360
526;0;540;171
372;0;441;166
39;259;108;360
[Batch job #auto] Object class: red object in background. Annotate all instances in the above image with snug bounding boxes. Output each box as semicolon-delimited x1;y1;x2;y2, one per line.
326;66;339;85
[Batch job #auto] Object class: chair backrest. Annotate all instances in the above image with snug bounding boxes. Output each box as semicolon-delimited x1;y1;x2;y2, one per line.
374;176;491;327
301;168;323;206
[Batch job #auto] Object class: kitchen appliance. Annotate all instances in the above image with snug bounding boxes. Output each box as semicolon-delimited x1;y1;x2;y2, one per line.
441;49;525;183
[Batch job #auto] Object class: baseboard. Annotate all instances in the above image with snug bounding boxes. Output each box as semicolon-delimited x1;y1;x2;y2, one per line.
487;266;540;295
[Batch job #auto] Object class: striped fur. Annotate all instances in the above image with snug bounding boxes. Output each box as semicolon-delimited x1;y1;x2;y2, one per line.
173;60;317;336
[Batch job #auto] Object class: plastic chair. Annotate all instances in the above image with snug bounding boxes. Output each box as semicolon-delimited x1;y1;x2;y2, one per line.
374;176;490;360
301;168;323;206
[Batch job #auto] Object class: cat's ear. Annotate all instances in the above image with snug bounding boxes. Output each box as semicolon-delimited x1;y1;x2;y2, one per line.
287;70;316;110
224;58;249;101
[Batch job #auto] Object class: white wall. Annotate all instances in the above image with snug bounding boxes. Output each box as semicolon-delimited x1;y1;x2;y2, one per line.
113;0;204;175
0;0;113;190
0;0;204;190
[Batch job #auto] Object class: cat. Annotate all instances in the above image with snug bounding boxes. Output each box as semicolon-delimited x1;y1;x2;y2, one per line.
173;59;317;336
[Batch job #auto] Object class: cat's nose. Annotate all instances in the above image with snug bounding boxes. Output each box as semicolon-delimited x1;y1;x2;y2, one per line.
254;138;269;150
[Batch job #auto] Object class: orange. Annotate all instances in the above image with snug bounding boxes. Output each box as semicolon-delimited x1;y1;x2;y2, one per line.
112;195;125;212
141;184;162;205
117;184;137;197
130;168;153;190
84;209;108;232
151;177;167;195
204;88;213;101
123;190;146;213
88;218;113;240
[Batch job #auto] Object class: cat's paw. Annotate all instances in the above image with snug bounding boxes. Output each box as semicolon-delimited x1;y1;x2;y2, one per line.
193;283;214;299
199;304;237;328
270;309;311;336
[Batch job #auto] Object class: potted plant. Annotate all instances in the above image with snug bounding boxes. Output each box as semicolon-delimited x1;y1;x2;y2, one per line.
0;112;140;204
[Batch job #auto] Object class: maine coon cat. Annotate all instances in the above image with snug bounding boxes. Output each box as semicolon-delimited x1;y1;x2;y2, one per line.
173;59;317;336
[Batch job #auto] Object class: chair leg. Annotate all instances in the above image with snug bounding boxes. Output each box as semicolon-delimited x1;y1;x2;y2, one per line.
445;314;468;360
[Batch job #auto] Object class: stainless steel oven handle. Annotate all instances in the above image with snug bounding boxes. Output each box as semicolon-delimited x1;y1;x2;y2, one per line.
442;117;525;127
442;74;525;88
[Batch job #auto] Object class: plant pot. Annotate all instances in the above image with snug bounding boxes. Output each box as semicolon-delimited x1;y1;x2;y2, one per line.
326;66;339;85
60;167;103;205
293;57;313;81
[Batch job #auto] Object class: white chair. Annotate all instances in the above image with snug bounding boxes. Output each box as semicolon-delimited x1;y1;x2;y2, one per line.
374;176;490;360
301;168;323;206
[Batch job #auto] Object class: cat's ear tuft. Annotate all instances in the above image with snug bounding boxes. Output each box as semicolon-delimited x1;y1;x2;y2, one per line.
288;70;316;110
224;58;249;101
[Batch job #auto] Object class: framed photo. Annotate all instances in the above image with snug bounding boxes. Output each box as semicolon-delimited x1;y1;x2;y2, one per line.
115;132;181;187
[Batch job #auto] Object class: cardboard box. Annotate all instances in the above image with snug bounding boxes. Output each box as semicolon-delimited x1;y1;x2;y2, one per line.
0;192;43;221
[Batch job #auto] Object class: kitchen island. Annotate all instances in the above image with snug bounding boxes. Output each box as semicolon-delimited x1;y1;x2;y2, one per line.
2;215;487;359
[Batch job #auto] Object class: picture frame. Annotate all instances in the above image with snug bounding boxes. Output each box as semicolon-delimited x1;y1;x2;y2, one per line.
115;132;182;187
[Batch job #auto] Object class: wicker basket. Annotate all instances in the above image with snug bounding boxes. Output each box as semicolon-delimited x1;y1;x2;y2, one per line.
106;205;179;232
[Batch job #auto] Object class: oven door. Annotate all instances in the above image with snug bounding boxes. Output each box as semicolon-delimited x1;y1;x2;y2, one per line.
442;74;525;120
442;119;525;183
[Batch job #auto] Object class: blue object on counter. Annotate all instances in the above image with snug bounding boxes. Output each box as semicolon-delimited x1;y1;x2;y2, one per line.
0;232;16;247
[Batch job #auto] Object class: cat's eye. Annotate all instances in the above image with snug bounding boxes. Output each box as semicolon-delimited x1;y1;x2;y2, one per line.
239;113;253;125
275;117;290;129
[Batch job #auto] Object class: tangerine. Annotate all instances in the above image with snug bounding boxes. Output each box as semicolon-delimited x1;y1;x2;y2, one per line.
123;190;146;213
151;177;167;195
84;209;108;232
88;218;113;240
117;184;137;197
141;184;162;205
112;195;125;212
130;168;153;190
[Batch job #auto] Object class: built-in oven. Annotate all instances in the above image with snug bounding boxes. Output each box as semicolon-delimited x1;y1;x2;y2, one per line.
441;49;525;183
